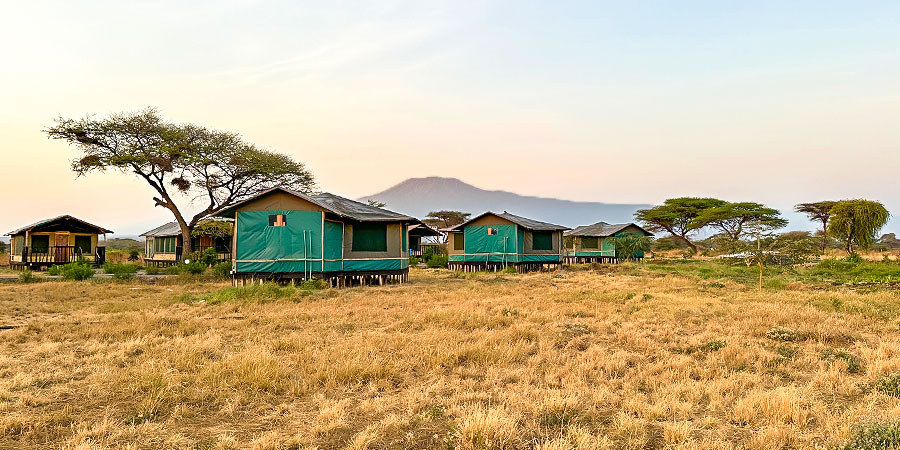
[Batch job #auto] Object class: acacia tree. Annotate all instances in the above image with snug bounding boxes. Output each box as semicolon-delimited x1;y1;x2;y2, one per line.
608;234;653;262
634;197;726;254
827;199;890;255
46;108;315;255
794;201;836;252
694;202;787;252
423;211;471;243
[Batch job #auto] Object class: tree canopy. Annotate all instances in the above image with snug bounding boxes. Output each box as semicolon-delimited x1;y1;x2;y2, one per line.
694;202;787;252
423;211;471;243
794;201;836;252
827;199;890;254
634;197;726;253
46;108;315;254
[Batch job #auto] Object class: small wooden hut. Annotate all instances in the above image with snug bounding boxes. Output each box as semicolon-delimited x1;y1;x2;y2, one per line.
407;223;441;257
445;211;569;272
6;215;112;270
140;219;233;267
564;221;653;263
213;187;425;286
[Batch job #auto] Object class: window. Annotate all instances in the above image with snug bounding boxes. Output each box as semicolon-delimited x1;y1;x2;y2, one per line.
487;227;498;235
155;236;177;253
352;222;387;252
31;235;50;253
74;235;92;254
532;231;553;250
581;237;599;249
269;214;286;226
453;232;465;250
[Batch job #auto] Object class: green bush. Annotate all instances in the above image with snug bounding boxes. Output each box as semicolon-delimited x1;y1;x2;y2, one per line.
212;261;232;278
822;348;864;374
179;260;206;275
52;262;95;281
128;250;140;261
426;254;448;269
836;421;900;450
408;256;420;266
162;265;181;275
502;265;517;274
845;253;864;264
18;270;37;283
875;373;900;398
103;262;141;280
144;265;161;275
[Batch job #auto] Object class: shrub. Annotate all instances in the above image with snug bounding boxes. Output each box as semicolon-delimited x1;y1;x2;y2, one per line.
502;266;517;274
836;421;900;450
179;260;206;275
408;256;420;266
162;265;181;275
18;270;37;283
53;262;95;281
186;247;218;267
767;326;800;342
127;250;140;261
875;373;900;398
103;262;141;280
46;265;62;276
822;348;864;374
426;254;448;269
845;253;864;264
212;261;232;278
144;266;161;275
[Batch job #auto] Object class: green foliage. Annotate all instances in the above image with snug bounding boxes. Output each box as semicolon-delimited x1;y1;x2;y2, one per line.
365;199;386;208
102;262;141;280
821;348;864;374
103;238;144;252
187;247;219;267
423;210;471;231
144;266;161;275
191;219;232;238
0;241;8;253
678;339;727;354
203;281;326;305
18;270;37;283
426;254;448;269
608;234;653;261
502;265;518;274
51;262;95;281
128;249;140;261
408;256;420;266
635;197;727;253
795;201;836;251
845;253;864;264
179;260;206;275
695;202;787;242
212;261;232;278
770;231;820;264
829;199;891;254
835;421;900;450
875;373;900;398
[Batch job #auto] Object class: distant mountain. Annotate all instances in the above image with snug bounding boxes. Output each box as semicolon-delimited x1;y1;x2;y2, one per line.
360;177;652;227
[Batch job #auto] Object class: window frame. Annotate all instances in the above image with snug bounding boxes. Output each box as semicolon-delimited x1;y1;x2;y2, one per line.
532;231;554;251
351;222;388;252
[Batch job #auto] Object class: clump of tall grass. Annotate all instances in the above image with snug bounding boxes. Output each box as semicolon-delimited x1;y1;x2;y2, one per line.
835;421;900;450
874;373;900;398
203;281;326;305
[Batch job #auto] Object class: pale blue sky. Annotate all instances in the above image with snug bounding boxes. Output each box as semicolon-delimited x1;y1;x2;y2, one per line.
1;1;898;235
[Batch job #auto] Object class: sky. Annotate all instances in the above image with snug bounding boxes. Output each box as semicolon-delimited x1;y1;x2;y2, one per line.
1;0;899;237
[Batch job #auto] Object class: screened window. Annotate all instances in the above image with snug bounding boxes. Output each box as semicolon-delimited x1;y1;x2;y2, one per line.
581;237;599;249
74;235;92;254
155;236;177;253
487;227;498;235
532;231;553;250
352;222;387;252
31;235;50;253
268;214;286;226
13;236;24;255
453;232;464;250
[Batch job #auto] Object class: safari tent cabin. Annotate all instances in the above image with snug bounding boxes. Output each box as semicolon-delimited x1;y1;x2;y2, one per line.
407;223;442;257
140;219;233;267
445;211;569;273
6;215;111;270
213;188;423;286
564;221;653;263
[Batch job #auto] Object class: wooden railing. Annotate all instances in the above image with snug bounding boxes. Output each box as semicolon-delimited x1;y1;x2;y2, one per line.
20;246;106;266
409;243;445;258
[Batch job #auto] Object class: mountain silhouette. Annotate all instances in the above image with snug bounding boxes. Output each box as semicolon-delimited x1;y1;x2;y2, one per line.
360;177;651;227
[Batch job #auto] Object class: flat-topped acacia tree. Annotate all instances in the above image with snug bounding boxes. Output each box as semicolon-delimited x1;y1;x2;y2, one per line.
46;108;315;255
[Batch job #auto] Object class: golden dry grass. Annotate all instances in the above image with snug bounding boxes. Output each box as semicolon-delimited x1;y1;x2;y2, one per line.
1;268;900;449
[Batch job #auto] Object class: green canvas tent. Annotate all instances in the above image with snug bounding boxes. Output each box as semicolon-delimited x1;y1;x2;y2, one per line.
213;188;423;286
564;221;653;263
444;211;569;272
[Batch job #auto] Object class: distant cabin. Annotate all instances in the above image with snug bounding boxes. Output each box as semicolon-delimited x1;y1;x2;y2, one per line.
140;219;233;267
213;188;424;286
564;221;653;263
407;223;442;257
6;215;112;270
445;211;569;273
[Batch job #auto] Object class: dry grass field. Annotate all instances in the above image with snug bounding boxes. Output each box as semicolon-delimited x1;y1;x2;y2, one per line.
2;265;900;449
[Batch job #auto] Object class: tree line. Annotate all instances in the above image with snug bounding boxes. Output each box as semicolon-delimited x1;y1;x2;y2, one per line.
636;198;890;256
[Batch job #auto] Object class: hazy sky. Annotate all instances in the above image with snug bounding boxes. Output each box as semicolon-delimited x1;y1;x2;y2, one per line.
2;1;899;236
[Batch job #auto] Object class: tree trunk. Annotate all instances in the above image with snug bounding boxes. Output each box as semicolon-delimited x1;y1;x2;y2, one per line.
679;235;698;254
180;225;193;257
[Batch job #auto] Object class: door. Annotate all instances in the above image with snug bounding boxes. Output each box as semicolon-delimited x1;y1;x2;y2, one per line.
55;233;70;263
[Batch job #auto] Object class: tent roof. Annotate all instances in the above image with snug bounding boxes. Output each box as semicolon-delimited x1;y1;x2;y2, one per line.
446;211;569;232
213;187;422;223
565;221;653;237
6;215;113;236
408;223;441;237
140;217;232;237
